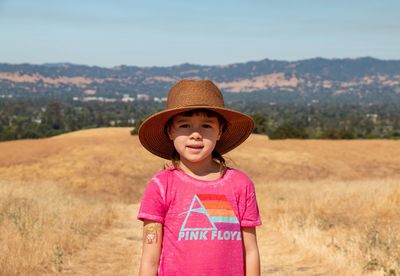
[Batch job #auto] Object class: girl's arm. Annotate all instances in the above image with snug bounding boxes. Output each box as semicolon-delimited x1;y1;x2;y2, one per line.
242;227;261;276
139;220;163;276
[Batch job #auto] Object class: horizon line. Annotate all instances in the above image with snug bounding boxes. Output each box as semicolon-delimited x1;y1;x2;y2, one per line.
1;56;400;69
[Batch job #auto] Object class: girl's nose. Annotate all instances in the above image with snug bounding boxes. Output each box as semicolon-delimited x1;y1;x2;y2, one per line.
190;130;202;140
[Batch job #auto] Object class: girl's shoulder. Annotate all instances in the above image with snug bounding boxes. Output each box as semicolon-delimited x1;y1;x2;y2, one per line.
151;166;176;179
225;167;253;183
226;167;250;179
225;168;257;196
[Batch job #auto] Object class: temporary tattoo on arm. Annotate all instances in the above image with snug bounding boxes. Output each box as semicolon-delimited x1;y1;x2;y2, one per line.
144;223;161;244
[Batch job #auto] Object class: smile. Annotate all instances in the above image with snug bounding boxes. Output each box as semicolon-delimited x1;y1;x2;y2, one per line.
186;145;204;150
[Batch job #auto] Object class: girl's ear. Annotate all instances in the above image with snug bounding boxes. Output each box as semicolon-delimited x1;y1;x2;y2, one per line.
217;125;223;140
167;126;173;140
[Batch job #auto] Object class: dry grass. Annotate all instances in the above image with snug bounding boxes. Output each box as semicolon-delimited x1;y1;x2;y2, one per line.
0;128;399;275
0;181;116;275
0;128;164;203
226;135;400;274
255;178;400;275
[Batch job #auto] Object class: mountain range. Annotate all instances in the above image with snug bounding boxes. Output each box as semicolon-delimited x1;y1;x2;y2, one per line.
1;57;400;103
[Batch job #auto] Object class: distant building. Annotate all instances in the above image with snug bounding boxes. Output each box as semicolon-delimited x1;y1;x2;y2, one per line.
83;96;102;102
137;94;150;101
122;94;135;102
154;97;167;103
109;120;122;126
104;98;117;103
32;118;42;124
366;113;378;123
84;89;97;95
82;97;117;102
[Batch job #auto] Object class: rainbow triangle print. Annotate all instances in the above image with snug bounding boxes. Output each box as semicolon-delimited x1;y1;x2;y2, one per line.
180;194;240;232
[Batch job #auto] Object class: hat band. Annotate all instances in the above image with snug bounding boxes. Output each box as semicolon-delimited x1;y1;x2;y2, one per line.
168;103;223;109
167;88;224;109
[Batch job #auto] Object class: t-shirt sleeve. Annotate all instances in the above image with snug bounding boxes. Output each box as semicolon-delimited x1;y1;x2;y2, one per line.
137;173;167;224
240;178;262;227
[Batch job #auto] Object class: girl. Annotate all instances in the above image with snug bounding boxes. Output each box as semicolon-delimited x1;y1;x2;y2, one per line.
137;79;262;276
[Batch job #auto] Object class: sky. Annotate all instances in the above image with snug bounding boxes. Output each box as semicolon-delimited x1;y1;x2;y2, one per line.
0;0;399;67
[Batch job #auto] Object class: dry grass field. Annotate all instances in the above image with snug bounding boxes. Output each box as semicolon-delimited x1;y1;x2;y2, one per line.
0;127;399;275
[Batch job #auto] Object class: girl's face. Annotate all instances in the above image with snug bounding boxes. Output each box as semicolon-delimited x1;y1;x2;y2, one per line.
167;112;222;166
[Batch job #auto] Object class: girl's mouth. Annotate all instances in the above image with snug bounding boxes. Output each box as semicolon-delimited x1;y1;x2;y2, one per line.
186;145;204;150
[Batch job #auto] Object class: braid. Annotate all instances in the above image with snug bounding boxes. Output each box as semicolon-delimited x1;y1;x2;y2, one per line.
171;149;180;169
164;149;180;169
212;150;227;175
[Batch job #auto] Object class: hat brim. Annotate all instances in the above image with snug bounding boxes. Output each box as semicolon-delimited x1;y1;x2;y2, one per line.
138;106;254;160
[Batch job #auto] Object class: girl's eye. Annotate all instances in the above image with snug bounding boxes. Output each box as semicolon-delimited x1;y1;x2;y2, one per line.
179;124;190;128
202;124;212;128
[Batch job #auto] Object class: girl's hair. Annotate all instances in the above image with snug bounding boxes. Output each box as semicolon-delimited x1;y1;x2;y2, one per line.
164;109;228;174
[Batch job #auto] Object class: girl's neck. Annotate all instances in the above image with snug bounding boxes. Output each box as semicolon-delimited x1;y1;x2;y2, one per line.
178;158;222;180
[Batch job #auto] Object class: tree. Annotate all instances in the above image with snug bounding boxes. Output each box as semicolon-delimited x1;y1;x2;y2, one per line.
251;112;269;134
130;119;144;135
42;102;64;131
270;122;308;139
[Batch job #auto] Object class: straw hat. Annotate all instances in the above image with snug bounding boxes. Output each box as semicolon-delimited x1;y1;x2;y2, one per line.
138;79;254;159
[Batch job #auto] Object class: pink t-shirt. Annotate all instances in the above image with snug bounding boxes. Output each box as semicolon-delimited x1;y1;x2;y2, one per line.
137;167;262;276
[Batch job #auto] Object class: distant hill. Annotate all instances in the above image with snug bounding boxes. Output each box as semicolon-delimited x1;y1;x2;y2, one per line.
1;57;400;103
